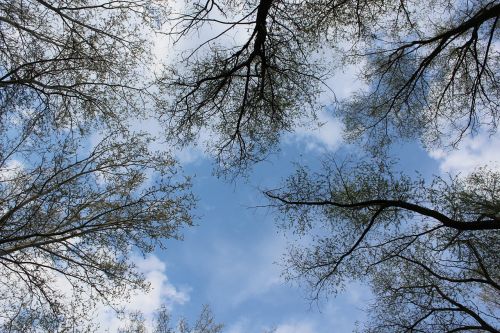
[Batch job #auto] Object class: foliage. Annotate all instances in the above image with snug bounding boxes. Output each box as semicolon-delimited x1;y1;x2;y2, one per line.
163;0;326;172
342;1;499;150
117;304;223;333
164;0;499;170
0;0;170;133
167;0;500;330
0;131;194;331
0;1;195;330
1;0;499;331
267;158;500;332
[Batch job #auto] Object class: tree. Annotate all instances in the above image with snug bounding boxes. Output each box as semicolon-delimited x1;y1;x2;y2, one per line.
0;131;194;331
167;1;499;330
118;304;223;333
266;158;499;332
163;0;326;171
341;0;500;150
0;1;196;329
0;0;168;134
2;0;498;331
163;0;499;170
4;302;222;332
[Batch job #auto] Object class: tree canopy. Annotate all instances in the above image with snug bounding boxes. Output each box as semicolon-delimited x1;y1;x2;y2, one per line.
266;159;499;331
1;0;499;331
163;1;499;330
0;0;195;329
0;0;171;132
0;131;193;330
117;304;223;333
164;0;499;169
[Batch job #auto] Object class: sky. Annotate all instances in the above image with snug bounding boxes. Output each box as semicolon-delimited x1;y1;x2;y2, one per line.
95;107;500;332
94;8;500;329
18;3;494;330
1;2;498;332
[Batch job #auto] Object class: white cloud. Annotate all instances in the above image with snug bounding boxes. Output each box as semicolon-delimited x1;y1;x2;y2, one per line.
128;255;189;312
89;115;209;168
322;64;365;101
274;321;317;333
288;110;344;152
429;132;500;174
96;254;190;332
270;283;368;333
225;303;364;333
225;318;317;333
174;145;206;165
0;252;188;332
226;318;252;333
129;116;213;166
0;159;24;181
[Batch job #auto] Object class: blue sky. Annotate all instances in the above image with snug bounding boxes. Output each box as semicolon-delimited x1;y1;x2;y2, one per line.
90;7;500;330
164;148;370;333
95;116;500;332
2;2;498;331
88;35;500;329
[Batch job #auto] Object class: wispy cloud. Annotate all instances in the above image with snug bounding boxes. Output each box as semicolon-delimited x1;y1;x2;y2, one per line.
274;321;317;333
200;231;286;307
